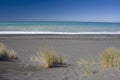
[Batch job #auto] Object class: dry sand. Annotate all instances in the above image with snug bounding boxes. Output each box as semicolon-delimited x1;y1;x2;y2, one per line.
0;34;120;80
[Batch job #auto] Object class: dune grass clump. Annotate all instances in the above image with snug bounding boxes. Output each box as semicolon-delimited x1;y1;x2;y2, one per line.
31;48;63;68
40;48;63;68
0;43;8;58
100;47;115;68
100;47;120;71
113;49;120;71
0;43;18;60
7;49;18;59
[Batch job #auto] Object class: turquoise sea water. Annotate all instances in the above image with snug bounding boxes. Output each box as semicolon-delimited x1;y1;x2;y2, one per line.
0;21;120;34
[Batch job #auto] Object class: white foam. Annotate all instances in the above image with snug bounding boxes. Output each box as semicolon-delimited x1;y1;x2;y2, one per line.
0;31;120;35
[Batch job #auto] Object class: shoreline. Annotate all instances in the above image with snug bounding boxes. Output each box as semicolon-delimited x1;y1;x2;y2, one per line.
0;31;120;34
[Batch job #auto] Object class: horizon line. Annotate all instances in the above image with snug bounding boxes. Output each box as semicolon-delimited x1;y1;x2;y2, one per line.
0;20;120;23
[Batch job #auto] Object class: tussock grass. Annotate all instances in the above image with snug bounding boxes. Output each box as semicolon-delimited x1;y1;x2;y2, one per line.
100;47;115;68
0;43;8;58
0;43;18;60
113;49;120;71
100;47;120;71
7;49;18;59
31;48;63;68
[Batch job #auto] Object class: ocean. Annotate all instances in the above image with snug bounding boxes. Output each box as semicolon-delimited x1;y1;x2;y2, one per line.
0;21;120;34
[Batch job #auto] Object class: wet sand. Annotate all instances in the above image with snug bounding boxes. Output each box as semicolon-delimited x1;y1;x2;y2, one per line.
0;34;120;80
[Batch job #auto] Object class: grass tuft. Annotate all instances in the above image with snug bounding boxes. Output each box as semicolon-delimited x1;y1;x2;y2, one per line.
31;48;63;68
7;49;18;59
100;47;115;68
100;47;120;71
0;43;18;60
113;49;120;71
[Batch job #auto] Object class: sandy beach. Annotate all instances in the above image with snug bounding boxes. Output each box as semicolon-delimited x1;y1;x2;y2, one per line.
0;34;120;80
1;0;120;79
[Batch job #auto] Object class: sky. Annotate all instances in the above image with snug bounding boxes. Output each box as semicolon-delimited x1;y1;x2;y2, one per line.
0;0;120;22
